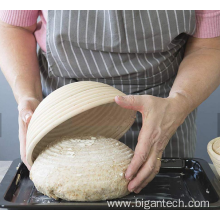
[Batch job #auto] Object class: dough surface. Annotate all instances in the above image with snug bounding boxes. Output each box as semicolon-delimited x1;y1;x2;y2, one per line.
30;136;133;201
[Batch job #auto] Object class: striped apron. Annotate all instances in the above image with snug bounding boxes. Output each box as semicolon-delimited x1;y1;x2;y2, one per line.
38;10;197;158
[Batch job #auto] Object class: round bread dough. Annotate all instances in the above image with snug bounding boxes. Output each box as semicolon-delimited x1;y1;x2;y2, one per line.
30;136;134;201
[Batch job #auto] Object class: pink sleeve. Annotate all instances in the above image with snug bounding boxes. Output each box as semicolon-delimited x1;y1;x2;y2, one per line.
193;10;220;38
0;10;39;27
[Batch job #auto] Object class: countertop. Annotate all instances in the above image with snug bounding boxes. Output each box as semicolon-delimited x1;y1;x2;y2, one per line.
0;161;12;183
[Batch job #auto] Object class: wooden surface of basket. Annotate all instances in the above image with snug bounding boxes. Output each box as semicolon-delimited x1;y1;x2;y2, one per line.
26;81;137;166
208;137;220;177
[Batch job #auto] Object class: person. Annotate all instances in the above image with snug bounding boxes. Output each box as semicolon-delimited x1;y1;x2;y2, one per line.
0;10;220;194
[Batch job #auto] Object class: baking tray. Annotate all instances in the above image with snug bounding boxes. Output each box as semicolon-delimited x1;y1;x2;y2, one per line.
1;158;220;209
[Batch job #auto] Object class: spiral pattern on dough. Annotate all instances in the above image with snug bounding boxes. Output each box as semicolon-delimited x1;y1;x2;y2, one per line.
30;135;134;201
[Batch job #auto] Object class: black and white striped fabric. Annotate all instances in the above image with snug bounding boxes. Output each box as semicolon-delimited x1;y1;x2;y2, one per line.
39;10;197;158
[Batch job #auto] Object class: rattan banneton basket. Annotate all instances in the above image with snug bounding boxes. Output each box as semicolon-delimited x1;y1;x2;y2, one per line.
207;137;220;177
26;81;137;166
